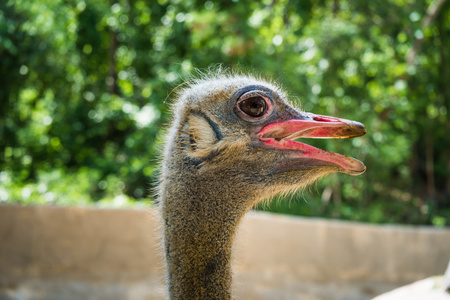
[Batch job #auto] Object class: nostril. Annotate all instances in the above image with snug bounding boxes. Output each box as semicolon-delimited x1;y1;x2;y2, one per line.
312;115;339;122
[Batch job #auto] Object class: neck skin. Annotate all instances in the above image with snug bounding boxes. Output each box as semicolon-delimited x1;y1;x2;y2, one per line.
161;184;247;300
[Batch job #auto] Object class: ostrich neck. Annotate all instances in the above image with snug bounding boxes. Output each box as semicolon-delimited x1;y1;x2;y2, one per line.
161;186;247;300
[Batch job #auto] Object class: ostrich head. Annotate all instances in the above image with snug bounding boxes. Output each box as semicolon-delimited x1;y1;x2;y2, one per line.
160;73;365;207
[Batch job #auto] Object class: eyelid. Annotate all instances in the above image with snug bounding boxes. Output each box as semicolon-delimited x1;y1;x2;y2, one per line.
238;90;270;101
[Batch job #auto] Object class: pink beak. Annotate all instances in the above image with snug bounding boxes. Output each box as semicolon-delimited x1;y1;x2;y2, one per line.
257;113;367;175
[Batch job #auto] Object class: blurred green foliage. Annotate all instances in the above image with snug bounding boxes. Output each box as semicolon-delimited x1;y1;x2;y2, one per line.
0;0;448;225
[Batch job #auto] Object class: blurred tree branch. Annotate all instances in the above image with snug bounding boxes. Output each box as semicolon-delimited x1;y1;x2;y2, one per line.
406;0;448;65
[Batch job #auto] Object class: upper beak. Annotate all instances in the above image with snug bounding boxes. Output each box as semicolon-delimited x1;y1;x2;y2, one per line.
257;113;366;140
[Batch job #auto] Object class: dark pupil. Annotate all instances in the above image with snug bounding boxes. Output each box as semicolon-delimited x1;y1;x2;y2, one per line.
239;96;267;118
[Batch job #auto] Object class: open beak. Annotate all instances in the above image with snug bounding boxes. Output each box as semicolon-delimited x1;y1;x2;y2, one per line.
257;113;367;175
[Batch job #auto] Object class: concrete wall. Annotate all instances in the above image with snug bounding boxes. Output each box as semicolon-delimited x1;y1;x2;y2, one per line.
0;205;449;300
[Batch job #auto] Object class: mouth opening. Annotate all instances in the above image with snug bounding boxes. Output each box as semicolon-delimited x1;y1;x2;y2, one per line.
257;113;367;175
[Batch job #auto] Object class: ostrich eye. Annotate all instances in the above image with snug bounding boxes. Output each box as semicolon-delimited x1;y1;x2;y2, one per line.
238;96;268;118
233;87;274;121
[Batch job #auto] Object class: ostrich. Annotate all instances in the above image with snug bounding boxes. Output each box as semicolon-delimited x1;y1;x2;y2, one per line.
158;72;366;300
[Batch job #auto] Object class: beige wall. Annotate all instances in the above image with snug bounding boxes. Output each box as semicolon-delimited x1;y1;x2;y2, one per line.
0;205;449;300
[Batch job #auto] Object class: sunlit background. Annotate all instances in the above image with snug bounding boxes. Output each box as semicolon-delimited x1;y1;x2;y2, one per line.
1;0;448;226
